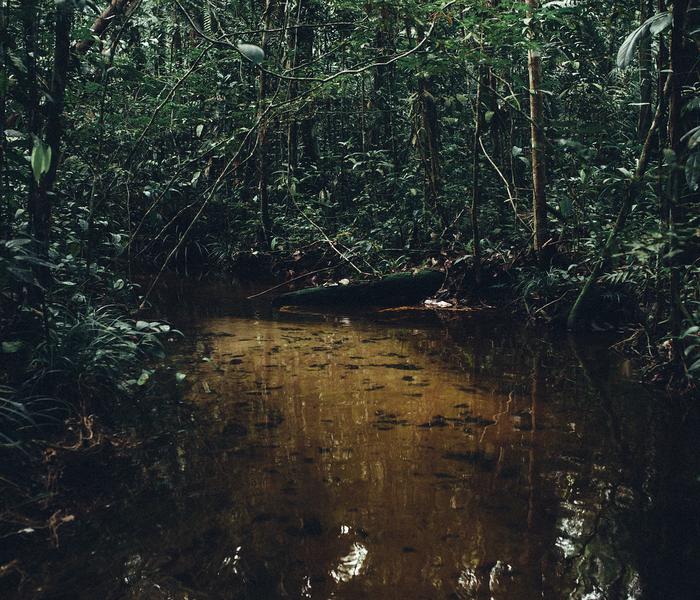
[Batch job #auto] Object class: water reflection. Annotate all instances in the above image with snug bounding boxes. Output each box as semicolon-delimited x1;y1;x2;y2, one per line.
3;297;700;599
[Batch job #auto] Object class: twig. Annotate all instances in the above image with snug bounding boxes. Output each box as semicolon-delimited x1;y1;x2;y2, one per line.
478;136;531;231
176;0;457;84
123;44;211;170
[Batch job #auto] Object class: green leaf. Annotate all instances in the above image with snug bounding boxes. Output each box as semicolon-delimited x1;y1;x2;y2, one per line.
30;140;52;184
137;370;150;386
617;12;672;69
682;125;700;149
1;341;23;353
237;43;265;65
175;372;187;383
685;152;700;191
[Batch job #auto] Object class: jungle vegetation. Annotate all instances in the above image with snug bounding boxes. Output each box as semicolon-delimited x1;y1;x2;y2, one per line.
0;0;699;450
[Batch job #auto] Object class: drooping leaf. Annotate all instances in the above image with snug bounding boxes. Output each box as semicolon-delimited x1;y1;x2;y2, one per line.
30;140;52;184
237;43;265;65
685;151;700;191
617;12;672;69
681;125;700;149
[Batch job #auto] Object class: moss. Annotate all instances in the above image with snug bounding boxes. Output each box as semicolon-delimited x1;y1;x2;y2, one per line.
272;270;444;308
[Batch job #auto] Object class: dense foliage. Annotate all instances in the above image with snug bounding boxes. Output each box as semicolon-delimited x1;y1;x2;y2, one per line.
1;0;699;447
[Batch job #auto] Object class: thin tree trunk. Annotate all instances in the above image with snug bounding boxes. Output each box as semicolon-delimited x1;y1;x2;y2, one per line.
666;0;692;339
297;0;319;167
0;0;7;232
472;65;487;286
638;0;654;141
285;0;301;195
21;0;41;246
526;0;550;264
27;0;73;287
75;0;135;53
653;0;669;325
567;79;669;330
256;0;275;247
418;74;441;214
369;6;393;151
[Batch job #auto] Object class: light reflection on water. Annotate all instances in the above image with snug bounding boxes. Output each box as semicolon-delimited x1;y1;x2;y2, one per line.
5;294;700;599
168;315;640;599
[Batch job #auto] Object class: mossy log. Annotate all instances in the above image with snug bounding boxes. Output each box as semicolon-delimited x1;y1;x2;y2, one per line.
272;270;444;308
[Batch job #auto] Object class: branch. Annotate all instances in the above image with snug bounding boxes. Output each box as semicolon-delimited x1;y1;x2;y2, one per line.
74;0;139;54
175;0;458;84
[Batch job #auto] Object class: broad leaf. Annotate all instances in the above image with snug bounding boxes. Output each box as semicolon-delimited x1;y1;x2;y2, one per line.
617;12;672;69
237;43;265;65
30;140;52;184
685;151;700;191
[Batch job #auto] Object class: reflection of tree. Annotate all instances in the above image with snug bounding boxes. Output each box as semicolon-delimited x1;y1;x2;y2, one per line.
565;335;700;599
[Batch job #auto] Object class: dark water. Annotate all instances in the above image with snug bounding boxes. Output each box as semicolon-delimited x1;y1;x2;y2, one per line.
3;280;700;599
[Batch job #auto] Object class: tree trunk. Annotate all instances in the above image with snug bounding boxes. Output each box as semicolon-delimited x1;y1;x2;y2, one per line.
471;65;487;285
567;80;668;330
526;0;550;264
654;0;669;324
638;0;654;141
418;74;441;214
273;270;444;307
285;0;300;194
25;0;73;287
0;0;7;233
666;0;693;338
256;0;275;247
75;0;135;53
368;6;394;151
21;0;41;244
297;0;320;167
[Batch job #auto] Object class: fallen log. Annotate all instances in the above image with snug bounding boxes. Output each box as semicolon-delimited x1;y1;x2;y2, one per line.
272;270;444;308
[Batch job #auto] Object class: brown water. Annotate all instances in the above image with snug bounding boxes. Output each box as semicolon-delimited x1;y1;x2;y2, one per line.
4;282;700;599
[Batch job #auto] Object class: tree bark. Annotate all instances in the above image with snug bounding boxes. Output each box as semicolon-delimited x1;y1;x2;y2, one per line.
666;0;693;338
368;5;394;151
0;0;7;232
256;0;275;247
285;0;300;194
417;74;441;214
21;0;41;243
471;65;487;285
297;0;320;167
24;0;73;288
638;0;654;141
75;0;136;53
526;0;550;264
